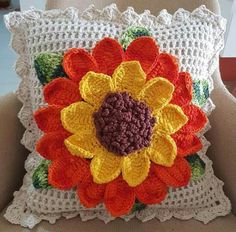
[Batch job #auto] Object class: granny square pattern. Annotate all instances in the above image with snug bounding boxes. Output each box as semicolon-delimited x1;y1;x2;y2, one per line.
4;4;231;229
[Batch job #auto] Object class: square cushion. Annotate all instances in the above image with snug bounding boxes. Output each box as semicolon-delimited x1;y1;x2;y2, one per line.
3;4;231;229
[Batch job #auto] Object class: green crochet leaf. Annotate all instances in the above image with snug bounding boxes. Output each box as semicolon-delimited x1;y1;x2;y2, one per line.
192;79;210;108
119;26;152;50
131;199;147;214
32;160;52;189
34;52;66;85
186;154;206;181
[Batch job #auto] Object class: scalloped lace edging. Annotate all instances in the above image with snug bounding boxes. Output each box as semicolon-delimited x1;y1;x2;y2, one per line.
4;4;226;30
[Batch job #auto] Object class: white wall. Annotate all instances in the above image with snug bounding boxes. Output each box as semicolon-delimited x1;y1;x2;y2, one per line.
219;0;233;20
19;0;46;10
219;0;236;57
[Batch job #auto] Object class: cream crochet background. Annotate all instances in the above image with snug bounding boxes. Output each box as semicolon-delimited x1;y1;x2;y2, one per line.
3;4;231;229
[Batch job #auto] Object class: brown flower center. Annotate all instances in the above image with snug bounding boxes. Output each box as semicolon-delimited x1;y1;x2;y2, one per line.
93;92;156;156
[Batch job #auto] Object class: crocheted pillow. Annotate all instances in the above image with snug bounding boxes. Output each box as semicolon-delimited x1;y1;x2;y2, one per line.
4;4;231;229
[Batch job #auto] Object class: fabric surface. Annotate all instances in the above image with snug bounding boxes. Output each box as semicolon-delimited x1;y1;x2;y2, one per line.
3;4;231;229
0;93;28;212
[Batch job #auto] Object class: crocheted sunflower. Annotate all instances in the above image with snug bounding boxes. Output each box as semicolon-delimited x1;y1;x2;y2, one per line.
34;36;207;217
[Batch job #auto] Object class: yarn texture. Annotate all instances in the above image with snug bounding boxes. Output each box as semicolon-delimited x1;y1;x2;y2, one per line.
3;4;231;229
33;36;210;217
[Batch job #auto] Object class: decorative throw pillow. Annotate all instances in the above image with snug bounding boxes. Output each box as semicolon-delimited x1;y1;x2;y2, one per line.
4;4;231;229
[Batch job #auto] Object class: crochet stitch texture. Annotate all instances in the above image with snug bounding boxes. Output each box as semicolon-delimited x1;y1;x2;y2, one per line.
34;36;207;216
3;5;231;228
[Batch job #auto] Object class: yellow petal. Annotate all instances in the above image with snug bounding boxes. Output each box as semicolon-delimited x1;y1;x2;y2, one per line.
90;151;122;184
79;71;114;108
112;61;146;98
64;132;99;158
122;152;150;187
154;104;188;134
138;77;174;111
61;101;94;134
147;132;177;167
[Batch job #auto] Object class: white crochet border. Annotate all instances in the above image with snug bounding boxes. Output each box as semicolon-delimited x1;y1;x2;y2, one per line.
3;4;231;229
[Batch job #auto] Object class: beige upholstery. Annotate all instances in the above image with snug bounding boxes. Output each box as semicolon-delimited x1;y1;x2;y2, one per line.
0;0;235;231
0;93;28;212
207;69;236;215
46;0;220;15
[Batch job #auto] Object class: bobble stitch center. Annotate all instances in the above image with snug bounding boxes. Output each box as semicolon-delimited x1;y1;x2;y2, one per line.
93;92;156;155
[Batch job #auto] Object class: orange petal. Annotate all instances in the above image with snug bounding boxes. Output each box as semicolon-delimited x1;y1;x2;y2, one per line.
180;104;207;133
172;133;203;157
34;106;64;133
104;177;135;217
43;78;81;106
36;131;71;160
63;48;98;82
125;36;159;73
171;72;193;107
92;37;124;76
48;156;90;190
77;176;106;208
154;157;191;188
135;165;167;204
148;53;179;83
